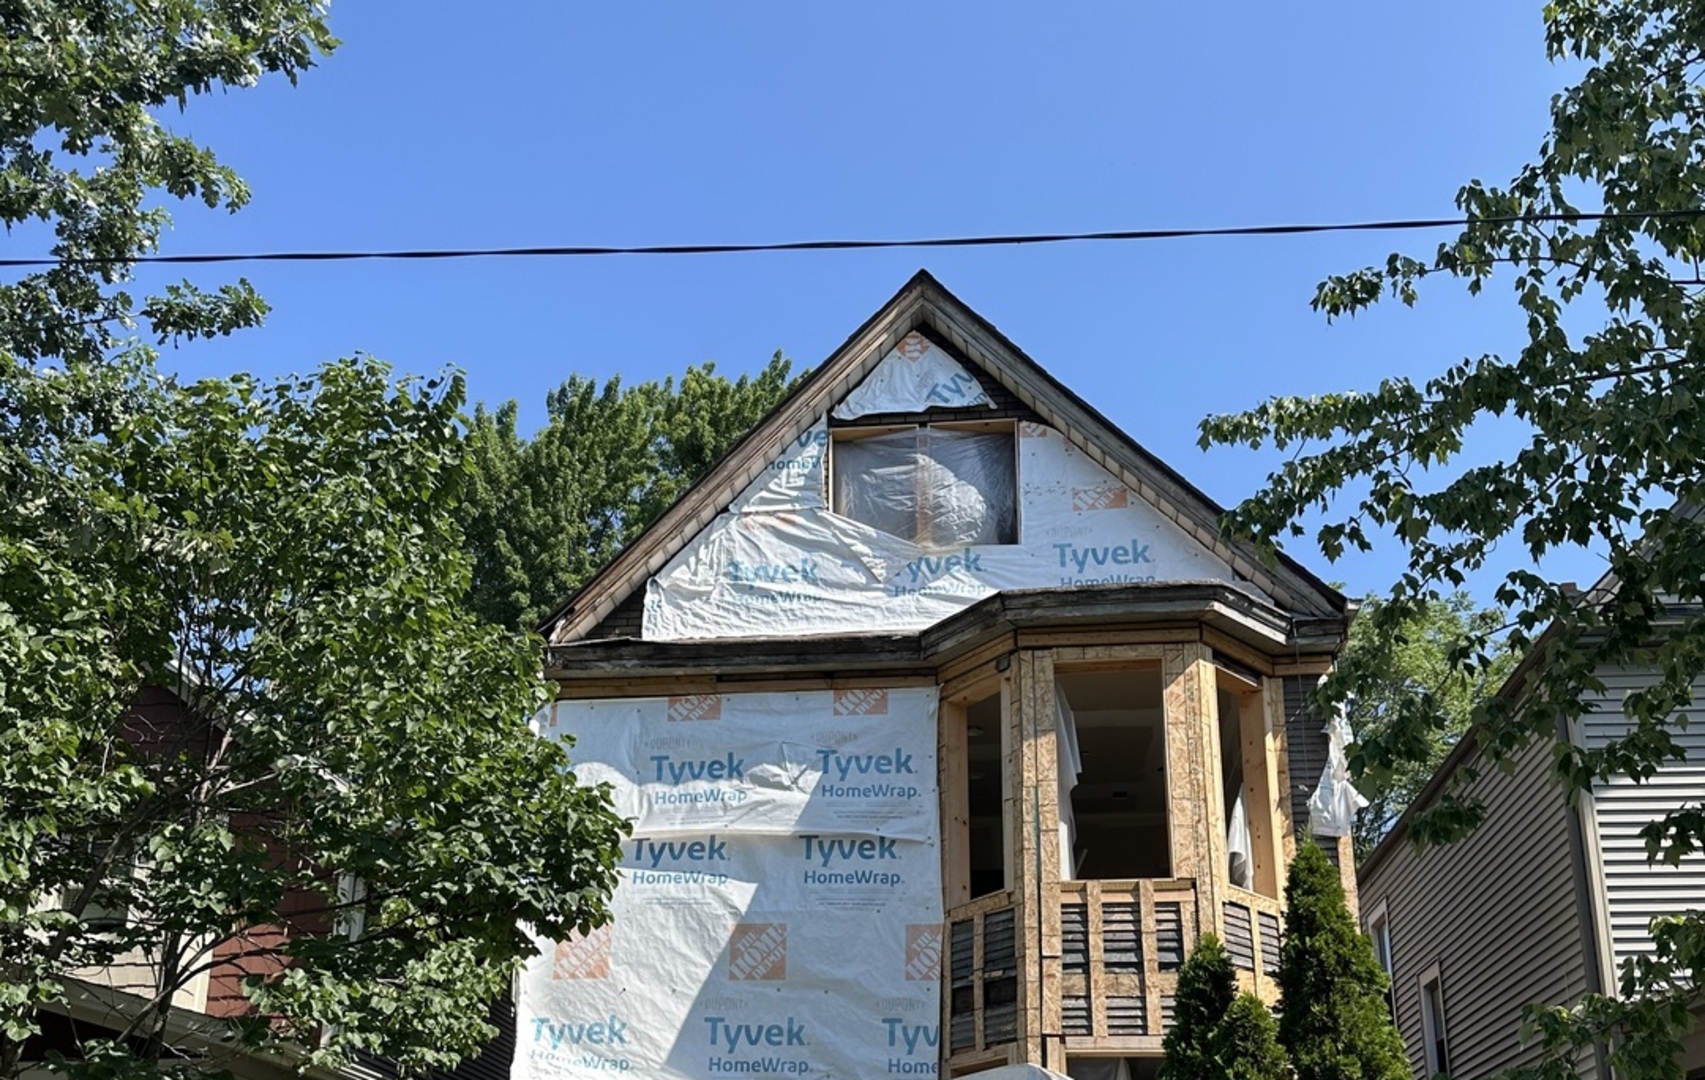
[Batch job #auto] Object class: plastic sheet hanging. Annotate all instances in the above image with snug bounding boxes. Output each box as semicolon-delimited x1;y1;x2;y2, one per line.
831;427;1017;547
1308;713;1369;838
1054;683;1083;881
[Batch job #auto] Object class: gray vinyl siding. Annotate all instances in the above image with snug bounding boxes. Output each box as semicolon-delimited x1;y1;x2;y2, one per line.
1358;736;1598;1080
1282;676;1330;839
1577;667;1705;970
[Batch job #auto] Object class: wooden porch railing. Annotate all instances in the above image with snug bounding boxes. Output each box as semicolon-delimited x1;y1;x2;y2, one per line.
945;880;1287;1065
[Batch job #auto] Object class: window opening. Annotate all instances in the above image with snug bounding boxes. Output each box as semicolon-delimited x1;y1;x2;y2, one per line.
831;424;1017;547
1057;670;1169;880
1367;902;1395;1021
965;689;1009;898
1218;687;1253;891
1420;968;1450;1078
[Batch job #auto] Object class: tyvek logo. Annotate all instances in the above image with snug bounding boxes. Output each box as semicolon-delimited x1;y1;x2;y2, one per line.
1072;485;1130;511
1019;421;1049;439
728;922;787;981
833;688;889;716
906;925;943;981
896;331;931;363
552;925;612;980
667;694;721;722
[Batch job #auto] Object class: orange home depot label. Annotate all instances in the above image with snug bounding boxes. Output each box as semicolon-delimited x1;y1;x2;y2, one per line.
667;694;722;722
896;331;931;363
728;923;788;981
905;924;943;981
832;688;889;717
1072;485;1130;512
552;924;613;980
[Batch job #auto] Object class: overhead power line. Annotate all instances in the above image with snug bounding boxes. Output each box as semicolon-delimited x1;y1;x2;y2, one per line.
2;208;1702;268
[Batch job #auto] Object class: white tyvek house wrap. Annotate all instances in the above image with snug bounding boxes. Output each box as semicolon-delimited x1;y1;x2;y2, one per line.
1307;713;1368;838
644;420;1250;641
830;330;993;419
515;688;941;1080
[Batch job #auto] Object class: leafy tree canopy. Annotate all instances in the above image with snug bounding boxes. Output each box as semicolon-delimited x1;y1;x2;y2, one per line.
0;4;629;1078
1202;2;1705;1071
458;354;798;630
1340;592;1516;859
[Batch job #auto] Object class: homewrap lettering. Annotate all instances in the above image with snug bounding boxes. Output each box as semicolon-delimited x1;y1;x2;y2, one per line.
649;752;744;785
901;549;983;584
630;836;728;867
800;835;898;866
706;1059;808;1075
702;1017;808;1051
883;1020;940;1056
726;559;820;586
815;748;914;781
530;1015;629;1048
1052;539;1153;573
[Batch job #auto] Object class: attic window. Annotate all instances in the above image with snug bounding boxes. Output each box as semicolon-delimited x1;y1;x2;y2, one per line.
831;423;1017;547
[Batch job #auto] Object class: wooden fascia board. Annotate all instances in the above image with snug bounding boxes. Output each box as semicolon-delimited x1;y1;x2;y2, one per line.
547;583;1338;684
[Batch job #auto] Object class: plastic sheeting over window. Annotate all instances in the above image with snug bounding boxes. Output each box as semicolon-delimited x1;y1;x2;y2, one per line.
832;427;1017;548
1055;683;1083;881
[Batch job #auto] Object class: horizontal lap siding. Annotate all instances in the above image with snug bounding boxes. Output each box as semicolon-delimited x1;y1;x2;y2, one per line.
1579;668;1705;970
1282;677;1330;840
1359;737;1596;1080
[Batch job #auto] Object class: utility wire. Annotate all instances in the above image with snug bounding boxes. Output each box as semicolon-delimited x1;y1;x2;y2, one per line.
2;208;1702;268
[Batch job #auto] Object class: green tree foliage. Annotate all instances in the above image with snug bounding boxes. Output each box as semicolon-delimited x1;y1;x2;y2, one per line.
1342;592;1516;859
0;4;628;1078
1160;935;1287;1080
1276;844;1408;1080
0;358;628;1080
458;355;798;630
1200;3;1705;1070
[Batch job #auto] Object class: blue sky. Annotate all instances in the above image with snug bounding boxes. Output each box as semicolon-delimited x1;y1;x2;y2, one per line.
112;1;1598;601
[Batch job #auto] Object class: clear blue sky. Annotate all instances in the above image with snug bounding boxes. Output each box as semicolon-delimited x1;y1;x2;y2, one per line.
118;1;1599;601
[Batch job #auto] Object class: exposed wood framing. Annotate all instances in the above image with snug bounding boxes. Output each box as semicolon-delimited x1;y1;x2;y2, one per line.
1265;677;1297;866
1162;643;1228;938
940;699;972;910
1234;685;1285;900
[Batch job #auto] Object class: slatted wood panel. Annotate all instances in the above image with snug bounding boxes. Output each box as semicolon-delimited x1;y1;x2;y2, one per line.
949;918;977;1053
1062;996;1093;1036
1105;997;1147;1036
1283;676;1331;838
1153;902;1184;971
1102;902;1143;970
1159;996;1177;1034
1258;910;1283;977
1061;903;1090;972
982;909;1019;1046
1223;902;1256;971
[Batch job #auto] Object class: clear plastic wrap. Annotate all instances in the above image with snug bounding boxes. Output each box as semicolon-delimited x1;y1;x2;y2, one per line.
1308;714;1369;838
831;427;1017;547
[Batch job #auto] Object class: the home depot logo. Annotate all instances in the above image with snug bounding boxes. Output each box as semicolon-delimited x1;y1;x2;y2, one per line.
833;688;888;716
667;695;721;722
905;925;942;981
552;925;612;980
1019;421;1049;439
728;923;787;981
1072;485;1130;512
896;332;931;363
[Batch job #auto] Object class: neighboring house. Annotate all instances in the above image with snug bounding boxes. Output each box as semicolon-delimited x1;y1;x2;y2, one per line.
1357;616;1705;1080
522;271;1359;1080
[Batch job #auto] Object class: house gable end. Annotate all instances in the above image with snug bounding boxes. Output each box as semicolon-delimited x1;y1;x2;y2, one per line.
547;271;1345;645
